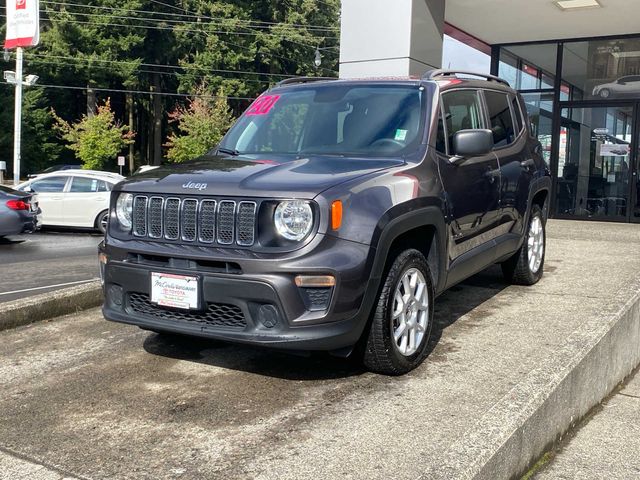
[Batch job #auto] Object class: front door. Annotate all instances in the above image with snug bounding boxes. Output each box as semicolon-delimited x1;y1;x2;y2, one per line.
437;89;501;263
555;104;636;221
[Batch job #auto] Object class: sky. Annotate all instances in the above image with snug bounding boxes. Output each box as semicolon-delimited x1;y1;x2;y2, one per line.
442;35;491;73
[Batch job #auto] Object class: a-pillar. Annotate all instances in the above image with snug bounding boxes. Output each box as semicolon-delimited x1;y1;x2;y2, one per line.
339;0;446;78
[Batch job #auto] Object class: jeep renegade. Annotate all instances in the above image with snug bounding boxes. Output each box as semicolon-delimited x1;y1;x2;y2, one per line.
100;70;551;375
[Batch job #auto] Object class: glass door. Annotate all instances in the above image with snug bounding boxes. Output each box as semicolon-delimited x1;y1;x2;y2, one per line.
555;104;636;221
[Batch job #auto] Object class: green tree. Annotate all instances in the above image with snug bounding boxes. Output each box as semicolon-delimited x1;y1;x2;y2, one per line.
0;86;65;177
165;87;235;163
53;99;134;170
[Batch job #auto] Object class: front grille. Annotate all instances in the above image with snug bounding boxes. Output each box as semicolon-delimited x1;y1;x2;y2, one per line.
132;195;257;247
128;292;246;329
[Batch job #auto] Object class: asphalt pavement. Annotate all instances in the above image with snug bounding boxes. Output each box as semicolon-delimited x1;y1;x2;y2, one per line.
0;230;102;303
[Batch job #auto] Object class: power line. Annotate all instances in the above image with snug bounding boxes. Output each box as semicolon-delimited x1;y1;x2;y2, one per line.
40;0;340;32
23;52;297;79
20;13;340;75
0;80;255;100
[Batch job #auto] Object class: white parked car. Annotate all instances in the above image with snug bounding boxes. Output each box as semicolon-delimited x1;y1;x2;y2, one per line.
17;170;124;233
592;75;640;99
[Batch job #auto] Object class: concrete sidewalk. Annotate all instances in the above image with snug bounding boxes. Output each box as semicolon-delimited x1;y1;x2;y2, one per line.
0;220;639;480
534;368;640;479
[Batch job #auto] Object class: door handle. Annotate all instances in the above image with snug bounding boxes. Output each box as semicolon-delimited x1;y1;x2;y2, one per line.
484;168;501;183
521;159;536;169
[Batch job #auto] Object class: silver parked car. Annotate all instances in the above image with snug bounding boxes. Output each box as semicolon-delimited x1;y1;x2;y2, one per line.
592;75;640;99
0;185;41;239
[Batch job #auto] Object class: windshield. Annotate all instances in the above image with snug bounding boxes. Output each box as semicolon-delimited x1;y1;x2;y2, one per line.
220;84;425;157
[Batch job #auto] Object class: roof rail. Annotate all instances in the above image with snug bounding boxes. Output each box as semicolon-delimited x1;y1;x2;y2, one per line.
423;69;510;87
275;76;338;87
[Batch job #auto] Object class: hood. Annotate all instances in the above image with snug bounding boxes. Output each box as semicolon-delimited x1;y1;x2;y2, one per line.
115;154;404;198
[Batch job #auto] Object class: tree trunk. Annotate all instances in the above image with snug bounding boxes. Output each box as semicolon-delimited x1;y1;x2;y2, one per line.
87;84;97;117
152;73;163;166
127;93;135;173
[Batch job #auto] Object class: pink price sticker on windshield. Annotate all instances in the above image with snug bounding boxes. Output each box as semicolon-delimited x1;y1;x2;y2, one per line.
246;95;280;116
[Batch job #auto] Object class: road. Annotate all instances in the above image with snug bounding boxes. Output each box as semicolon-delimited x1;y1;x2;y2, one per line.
0;230;102;303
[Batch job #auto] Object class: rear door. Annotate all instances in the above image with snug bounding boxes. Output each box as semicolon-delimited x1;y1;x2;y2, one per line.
27;176;69;225
62;176;111;227
482;89;531;235
436;89;501;264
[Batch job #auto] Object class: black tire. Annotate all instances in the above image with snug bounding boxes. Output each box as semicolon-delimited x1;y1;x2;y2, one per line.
363;249;435;375
96;210;109;234
599;88;611;99
501;205;545;285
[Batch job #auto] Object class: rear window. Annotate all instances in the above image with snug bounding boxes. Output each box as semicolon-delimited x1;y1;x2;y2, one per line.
220;84;425;158
484;90;516;148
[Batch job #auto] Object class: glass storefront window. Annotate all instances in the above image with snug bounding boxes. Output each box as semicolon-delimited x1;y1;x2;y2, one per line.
556;106;633;219
498;44;558;90
562;37;640;100
521;93;554;164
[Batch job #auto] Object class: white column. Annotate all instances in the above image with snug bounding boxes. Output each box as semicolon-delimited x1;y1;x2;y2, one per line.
13;47;24;185
339;0;445;79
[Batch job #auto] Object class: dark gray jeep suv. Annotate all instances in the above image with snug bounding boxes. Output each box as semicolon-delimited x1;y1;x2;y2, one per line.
101;70;551;375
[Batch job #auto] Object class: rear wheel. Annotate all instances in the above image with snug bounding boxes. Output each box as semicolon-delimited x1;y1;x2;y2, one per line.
96;210;109;234
363;249;434;375
501;205;545;285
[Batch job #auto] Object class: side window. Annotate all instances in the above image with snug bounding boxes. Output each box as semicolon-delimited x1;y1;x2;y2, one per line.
441;90;483;154
510;95;524;134
69;177;99;193
29;176;68;193
435;108;447;154
97;180;111;192
484;90;516;148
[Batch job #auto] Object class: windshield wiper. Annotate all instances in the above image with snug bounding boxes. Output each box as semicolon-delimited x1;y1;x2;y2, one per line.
217;147;240;156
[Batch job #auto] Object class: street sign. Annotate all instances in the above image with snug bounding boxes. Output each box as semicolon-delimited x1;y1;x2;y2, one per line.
4;0;40;49
117;156;126;166
0;161;6;170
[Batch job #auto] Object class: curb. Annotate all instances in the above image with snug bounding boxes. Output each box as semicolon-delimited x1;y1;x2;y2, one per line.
425;279;640;480
0;281;103;332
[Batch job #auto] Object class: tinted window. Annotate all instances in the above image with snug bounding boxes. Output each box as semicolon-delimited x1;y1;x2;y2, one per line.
220;85;425;158
484;90;516;148
441;90;483;154
29;176;68;193
511;95;524;133
70;176;101;193
97;180;111;192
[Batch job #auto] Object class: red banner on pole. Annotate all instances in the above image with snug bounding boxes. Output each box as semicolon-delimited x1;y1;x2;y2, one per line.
4;0;40;49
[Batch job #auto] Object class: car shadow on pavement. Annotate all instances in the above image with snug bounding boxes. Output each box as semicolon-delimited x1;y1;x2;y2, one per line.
0;236;26;245
142;265;509;380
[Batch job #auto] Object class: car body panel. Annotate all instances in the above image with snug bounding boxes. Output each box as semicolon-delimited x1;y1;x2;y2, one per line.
0;186;41;236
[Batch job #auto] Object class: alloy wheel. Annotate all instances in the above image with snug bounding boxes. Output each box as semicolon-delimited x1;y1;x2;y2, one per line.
391;268;430;357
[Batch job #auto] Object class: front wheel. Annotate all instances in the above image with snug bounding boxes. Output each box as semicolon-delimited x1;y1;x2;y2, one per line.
599;88;611;99
501;205;546;285
363;249;434;375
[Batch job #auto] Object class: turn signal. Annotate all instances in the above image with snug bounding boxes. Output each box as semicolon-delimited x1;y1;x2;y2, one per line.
295;275;336;288
331;200;343;230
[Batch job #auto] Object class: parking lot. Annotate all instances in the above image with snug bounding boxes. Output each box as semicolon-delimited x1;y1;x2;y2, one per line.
2;220;639;480
0;231;101;303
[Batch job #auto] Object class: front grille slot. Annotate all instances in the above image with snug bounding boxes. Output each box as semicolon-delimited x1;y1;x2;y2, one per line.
148;197;164;238
164;198;181;240
128;292;246;329
181;199;198;242
217;201;236;245
131;195;256;247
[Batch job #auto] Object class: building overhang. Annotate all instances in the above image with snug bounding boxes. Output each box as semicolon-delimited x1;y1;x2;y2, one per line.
445;0;640;45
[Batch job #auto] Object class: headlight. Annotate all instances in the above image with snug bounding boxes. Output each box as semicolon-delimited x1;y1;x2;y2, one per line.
274;200;313;241
115;193;133;230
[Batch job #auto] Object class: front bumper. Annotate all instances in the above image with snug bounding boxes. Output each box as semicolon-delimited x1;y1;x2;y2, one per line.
101;234;378;351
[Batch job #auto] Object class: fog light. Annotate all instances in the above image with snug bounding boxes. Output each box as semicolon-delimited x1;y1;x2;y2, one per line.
258;304;279;328
108;284;124;307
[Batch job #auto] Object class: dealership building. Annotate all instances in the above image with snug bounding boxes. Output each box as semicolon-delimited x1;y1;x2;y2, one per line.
340;0;640;223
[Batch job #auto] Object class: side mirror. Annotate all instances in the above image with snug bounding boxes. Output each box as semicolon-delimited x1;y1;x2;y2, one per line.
452;129;493;161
